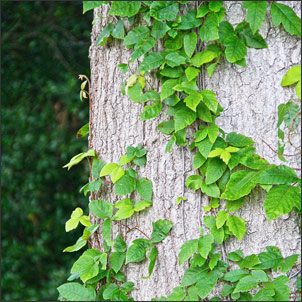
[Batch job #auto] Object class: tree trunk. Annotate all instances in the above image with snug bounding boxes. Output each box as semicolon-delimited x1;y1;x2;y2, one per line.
89;2;300;300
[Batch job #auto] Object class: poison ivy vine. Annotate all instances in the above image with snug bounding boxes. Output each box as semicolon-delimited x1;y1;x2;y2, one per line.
57;1;301;301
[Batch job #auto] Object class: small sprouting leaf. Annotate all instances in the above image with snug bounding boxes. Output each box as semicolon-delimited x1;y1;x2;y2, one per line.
176;196;188;205
63;150;95;170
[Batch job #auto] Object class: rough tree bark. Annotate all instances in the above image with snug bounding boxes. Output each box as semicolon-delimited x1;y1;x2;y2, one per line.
88;2;301;300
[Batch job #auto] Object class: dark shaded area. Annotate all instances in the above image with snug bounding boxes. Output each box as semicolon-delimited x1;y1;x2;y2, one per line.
1;2;93;300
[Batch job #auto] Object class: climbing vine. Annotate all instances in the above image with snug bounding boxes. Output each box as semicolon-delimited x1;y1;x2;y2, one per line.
57;1;301;301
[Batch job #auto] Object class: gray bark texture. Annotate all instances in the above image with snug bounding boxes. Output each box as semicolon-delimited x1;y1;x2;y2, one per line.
89;2;301;300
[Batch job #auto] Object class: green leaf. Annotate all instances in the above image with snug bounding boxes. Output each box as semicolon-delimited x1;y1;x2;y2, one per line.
191;50;218;67
150;1;179;21
102;218;113;246
198;234;214;259
83;1;104;14
136;177;152;201
233;275;258;293
178;239;199;265
242;1;267;34
186;175;203;191
63;149;95;170
109;1;141;17
142;246;158;279
263;184;300;220
151;20;170;39
157;120;175;134
134;200;152;212
165;32;184;50
190;254;207;268
226;216;246;240
216;211;229;229
200;180;220;198
100;163;119;177
253;288;275;301
196;102;214;123
281;65;301;86
165;52;187;68
239;254;260;268
251;270;268;282
63;237;87;253
207;62;218;78
196;272;218;299
119;154;134;166
89;200;113;219
193;152;206;170
123;26;149;46
199;13;219;42
151;219;172;243
196;137;213;158
122;281;135;293
185;67;200;81
177;10;203;30
96;23;114;46
167;287;186;301
112;19;125;39
113;199;134;220
221;170;260;200
114;175;136;196
271;2;301;38
126;242;146;264
218;21;235;44
223;269;248;282
140;102;162;121
114;233;127;253
270;275;290;301
201;90;218;113
204;216;224;244
57;282;96;301
209;1;223;12
221;284;233;297
181;266;209;287
77;123;89;138
160;66;184;78
209;254;221;270
160;79;180;100
174;107;197;132
111;166;125;184
283;101;300;128
224;37;247;63
110;252;125;273
226;198;245;212
197;3;210;18
184;32;197;58
184;92;203;112
139;52;164;72
206;158;227;185
227;249;244;262
256;165;298;185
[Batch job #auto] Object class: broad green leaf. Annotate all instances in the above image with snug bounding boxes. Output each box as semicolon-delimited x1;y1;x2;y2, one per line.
100;163;119;177
239;254;260;268
186;175;203;191
207;62;218;78
253;288;275;301
196;102;214;123
89;200;113;219
191;50;218;67
150;1;179;21
209;253;221;270
209;1;223;12
256;165;298;185
115;175;136;196
65;218;80;232
112;19;125;39
110;252;125;273
151;20;170;39
113;199;134;220
251;270;268;282
233;276;258;293
126;243;146;264
270;275;290;301
221;170;260;200
77;123;89;138
223;269;248;282
160;79;180;100
196;137;213;158
128;82;143;103
119;154;134;166
157;120;175;134
111;166;125;184
131;37;156;61
216;211;229;229
194;128;208;142
178;239;199;265
226;216;246;240
174;107;197;132
224;37;247;63
139;52;164;72
201;90;218;113
165;32;184;50
196;271;218;299
184;32;197;58
281;65;301;86
142;246;158;279
226;198;245;212
204;216;224;244
184;92;203;112
227;249;244;262
83;1;105;13
200;180;220;198
109;1;141;17
123;26;149;46
96;23;114;46
190;254;207;268
263;184;300;220
63;149;95;170
206;158;227;185
103;283;118;300
102;218;113;246
136;177;152;201
193;152;206;170
283;101;300;128
181;266;209;287
167;286;186;301
177;10;203;30
160;66;184;78
197;3;210;18
63;237;87;253
218;21;235;44
198;234;214;259
79;216;91;227
57;282;96;301
122;281;135;293
185;67;200;81
165;52;187;68
140;102;162;120
242;1;267;34
114;233;127;253
221;284;233;297
199;13;219;42
151;219;172;243
271;2;301;38
134;200;152;212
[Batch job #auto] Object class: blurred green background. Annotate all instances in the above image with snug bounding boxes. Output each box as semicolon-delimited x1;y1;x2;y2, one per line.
1;2;93;300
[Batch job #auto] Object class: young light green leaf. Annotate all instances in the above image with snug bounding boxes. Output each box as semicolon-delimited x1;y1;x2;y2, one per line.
281;65;301;86
226;216;246;240
239;254;261;268
110;166;125;184
100;163;119;177
185;66;200;81
216;211;229;229
134;200;152;212
76;123;89;138
63;237;87;253
63;150;95;170
184;92;203;112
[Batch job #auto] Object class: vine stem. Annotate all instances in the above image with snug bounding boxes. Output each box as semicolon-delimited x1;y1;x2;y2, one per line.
114;220;151;241
289;269;301;279
261;139;301;157
288;109;301;150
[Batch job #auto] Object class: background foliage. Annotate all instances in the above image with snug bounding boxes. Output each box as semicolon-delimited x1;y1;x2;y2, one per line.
1;2;92;300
